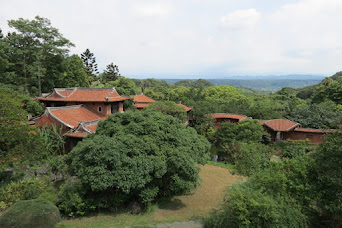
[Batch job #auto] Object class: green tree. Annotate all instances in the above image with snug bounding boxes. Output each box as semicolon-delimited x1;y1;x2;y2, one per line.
233;143;271;176
62;55;89;87
0;87;44;165
81;48;98;83
144;101;187;122
1;16;74;95
310;132;342;226
214;119;266;146
102;62;120;83
103;77;139;96
289;101;342;129
174;79;213;88
68;111;210;213
202;85;247;102
213;119;268;162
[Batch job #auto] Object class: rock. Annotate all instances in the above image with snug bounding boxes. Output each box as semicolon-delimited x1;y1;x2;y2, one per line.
129;201;144;214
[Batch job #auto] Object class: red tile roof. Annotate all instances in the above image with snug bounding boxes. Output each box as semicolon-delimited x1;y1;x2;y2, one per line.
294;128;332;133
210;113;247;121
262;119;300;132
47;105;104;129
64;119;100;138
135;103;151;109
177;103;193;112
39;88;129;103
133;94;156;103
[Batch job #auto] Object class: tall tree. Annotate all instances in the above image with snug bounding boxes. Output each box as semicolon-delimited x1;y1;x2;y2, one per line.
102;62;120;83
80;49;98;83
1;16;74;95
62;55;90;87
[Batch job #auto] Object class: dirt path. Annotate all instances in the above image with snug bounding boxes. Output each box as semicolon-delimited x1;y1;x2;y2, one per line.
153;164;243;222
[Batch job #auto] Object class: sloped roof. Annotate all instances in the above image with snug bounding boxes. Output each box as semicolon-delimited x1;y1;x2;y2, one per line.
262;119;300;132
132;94;156;103
210;113;247;121
177;103;193;112
64;119;100;138
294;128;331;133
46;105;105;129
135;103;151;109
38;87;129;103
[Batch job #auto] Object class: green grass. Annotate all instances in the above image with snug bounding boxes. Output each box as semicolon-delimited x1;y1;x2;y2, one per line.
207;161;235;170
56;164;241;228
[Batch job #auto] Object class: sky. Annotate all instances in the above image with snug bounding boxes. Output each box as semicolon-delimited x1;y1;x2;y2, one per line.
0;0;341;78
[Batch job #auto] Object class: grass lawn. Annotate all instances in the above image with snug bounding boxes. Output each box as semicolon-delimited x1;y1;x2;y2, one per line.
56;164;243;228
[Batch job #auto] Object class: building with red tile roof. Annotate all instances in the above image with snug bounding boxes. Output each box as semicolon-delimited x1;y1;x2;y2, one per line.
64;119;100;139
209;113;248;129
33;105;104;133
38;87;129;116
33;105;105;151
132;94;156;110
262;119;300;132
177;103;193;112
258;119;332;144
131;94;193;113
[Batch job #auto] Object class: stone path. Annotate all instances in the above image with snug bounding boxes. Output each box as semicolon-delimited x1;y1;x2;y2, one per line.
156;221;202;228
129;220;203;228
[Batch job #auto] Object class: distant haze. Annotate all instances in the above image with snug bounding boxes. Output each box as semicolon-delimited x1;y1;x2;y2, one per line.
129;74;325;80
159;75;325;92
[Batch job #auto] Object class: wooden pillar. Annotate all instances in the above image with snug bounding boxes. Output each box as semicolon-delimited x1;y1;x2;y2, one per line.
119;102;124;112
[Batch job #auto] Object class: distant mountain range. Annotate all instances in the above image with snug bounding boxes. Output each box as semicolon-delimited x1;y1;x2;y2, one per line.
154;75;325;92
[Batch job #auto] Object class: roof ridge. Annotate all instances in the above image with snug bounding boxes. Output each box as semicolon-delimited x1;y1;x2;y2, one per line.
211;113;247;117
53;88;67;98
79;119;101;126
67;87;77;97
106;87;119;100
48;105;83;110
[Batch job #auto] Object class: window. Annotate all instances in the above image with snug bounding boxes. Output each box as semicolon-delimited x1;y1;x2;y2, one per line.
98;106;102;112
111;103;119;113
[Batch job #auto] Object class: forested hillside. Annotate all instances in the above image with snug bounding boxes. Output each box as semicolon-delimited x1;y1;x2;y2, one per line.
163;78;323;92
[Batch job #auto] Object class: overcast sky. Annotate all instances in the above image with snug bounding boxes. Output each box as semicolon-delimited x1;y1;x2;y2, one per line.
0;0;341;78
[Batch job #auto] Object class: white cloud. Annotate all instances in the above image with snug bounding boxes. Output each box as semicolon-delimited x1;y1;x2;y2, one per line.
0;0;342;76
221;9;261;29
134;2;173;17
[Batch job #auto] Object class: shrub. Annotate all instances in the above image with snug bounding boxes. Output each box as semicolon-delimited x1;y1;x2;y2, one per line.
0;178;56;211
213;119;269;162
57;180;90;217
233;143;271;176
0;199;61;228
204;183;308;228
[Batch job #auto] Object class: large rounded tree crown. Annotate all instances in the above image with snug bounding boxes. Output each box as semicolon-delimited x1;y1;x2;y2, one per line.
69;110;210;207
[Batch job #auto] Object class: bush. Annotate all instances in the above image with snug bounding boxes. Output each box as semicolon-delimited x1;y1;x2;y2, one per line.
276;141;308;159
0;178;56;211
57;180;91;217
213;119;269;162
0;199;61;228
233;143;271;176
204;183;308;228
